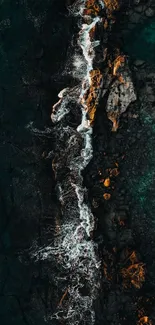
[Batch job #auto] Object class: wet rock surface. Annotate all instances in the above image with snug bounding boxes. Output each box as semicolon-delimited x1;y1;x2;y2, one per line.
1;0;155;325
83;1;155;324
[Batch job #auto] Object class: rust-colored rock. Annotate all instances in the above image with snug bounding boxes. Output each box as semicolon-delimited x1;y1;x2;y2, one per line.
85;0;100;15
113;55;125;78
103;193;111;200
104;177;111;187
110;167;120;177
83;69;103;124
138;316;152;325
121;251;145;289
89;25;96;39
104;0;120;14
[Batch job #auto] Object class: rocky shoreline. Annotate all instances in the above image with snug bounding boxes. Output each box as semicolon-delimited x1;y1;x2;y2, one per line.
48;0;155;324
83;1;155;324
0;0;155;324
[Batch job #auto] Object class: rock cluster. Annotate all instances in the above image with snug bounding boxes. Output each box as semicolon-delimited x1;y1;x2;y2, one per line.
83;0;155;324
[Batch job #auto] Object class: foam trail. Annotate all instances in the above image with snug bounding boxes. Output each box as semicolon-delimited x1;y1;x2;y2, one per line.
32;1;104;324
78;17;100;68
51;88;70;122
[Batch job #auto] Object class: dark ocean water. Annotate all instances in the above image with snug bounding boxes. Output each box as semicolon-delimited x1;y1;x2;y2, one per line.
0;1;74;324
1;1;155;325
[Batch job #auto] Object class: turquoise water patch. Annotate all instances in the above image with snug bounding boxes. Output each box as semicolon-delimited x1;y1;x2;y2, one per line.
125;19;155;63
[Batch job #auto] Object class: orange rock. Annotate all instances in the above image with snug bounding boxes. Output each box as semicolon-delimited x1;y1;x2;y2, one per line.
104;177;111;187
121;251;145;289
118;75;125;83
119;220;125;226
107;114;119;132
85;0;100;14
110;168;119;177
104;0;120;14
89;25;96;39
113;55;125;76
82;69;102;124
138;316;152;324
83;8;95;16
103;193;111;200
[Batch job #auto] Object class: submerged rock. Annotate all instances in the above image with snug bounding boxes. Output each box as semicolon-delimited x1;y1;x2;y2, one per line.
145;8;155;17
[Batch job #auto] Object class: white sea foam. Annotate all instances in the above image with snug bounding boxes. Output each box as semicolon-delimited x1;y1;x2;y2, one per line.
78;17;100;67
51;88;70;123
74;184;94;236
99;0;105;9
73;55;85;70
32;2;104;324
72;54;86;80
69;0;86;17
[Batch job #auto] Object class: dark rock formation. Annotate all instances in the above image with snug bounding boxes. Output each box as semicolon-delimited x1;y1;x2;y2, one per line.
83;1;155;324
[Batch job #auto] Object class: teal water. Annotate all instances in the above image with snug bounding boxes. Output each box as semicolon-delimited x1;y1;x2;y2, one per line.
125;18;155;63
124;18;155;218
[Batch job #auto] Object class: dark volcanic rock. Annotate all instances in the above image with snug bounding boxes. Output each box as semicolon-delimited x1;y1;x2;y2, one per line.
83;1;155;325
